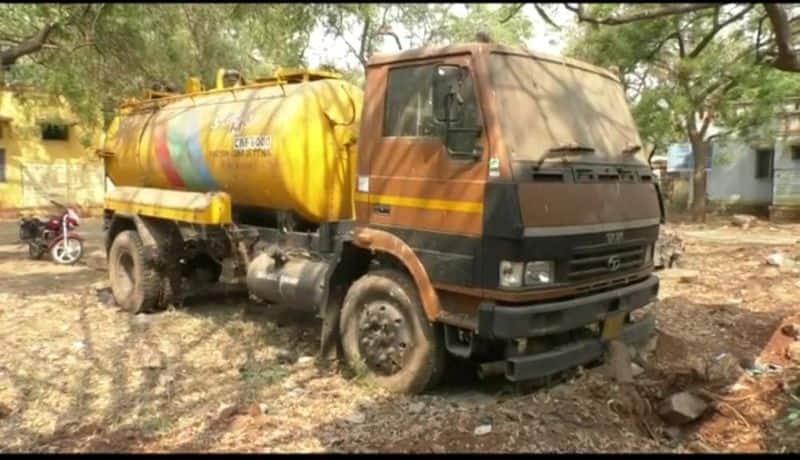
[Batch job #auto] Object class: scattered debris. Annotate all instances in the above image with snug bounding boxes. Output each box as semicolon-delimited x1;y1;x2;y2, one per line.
766;252;788;267
217;403;238;420
705;353;743;387
663;426;683;442
276;349;297;364
731;214;758;229
658;392;708;425
655;227;684;268
607;340;634;383
139;348;165;369
787;342;800;364
781;324;800;340
345;411;366;424
95;287;115;307
631;362;645;378
744;361;783;377
0;402;11;419
408;401;426;415
473;423;492;436
296;356;314;367
657;269;698;283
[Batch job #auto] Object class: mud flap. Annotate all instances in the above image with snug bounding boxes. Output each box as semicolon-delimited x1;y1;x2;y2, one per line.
319;285;345;364
132;215;184;307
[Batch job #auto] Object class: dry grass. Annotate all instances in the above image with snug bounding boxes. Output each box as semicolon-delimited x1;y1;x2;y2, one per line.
0;219;799;452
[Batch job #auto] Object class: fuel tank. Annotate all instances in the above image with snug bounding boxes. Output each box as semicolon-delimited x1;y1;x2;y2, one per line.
102;72;363;223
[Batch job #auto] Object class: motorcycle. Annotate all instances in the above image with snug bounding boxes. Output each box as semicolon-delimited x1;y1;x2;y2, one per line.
19;200;85;265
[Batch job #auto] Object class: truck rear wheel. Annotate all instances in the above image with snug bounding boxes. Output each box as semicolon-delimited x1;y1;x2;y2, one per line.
340;268;446;394
109;230;162;314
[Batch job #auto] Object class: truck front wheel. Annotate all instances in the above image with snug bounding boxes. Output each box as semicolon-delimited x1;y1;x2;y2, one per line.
340;268;446;394
109;230;162;314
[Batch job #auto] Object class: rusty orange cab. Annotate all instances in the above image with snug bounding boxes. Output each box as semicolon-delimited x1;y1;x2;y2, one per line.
101;43;661;394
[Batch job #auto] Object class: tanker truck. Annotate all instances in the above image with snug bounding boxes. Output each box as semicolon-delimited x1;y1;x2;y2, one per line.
99;43;663;394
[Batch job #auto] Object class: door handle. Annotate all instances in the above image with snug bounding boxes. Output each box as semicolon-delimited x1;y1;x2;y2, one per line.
373;204;391;215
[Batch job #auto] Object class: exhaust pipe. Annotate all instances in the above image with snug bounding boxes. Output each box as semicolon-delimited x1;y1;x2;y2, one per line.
477;361;506;379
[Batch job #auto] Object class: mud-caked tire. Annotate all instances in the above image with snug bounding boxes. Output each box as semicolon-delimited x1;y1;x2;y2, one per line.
340;268;446;394
109;230;162;314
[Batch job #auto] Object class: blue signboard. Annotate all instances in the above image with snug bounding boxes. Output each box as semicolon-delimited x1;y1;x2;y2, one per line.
666;143;713;172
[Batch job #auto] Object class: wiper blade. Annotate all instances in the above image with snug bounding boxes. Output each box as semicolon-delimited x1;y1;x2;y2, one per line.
535;142;595;168
622;143;642;155
547;142;595;156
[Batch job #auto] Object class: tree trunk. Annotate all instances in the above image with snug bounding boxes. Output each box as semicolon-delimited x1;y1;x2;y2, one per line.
689;135;710;223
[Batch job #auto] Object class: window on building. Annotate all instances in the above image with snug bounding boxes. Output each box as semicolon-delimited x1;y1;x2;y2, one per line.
0;149;5;183
755;148;773;179
791;144;800;161
41;123;69;141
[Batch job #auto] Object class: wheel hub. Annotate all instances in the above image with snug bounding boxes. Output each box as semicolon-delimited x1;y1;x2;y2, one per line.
357;301;413;376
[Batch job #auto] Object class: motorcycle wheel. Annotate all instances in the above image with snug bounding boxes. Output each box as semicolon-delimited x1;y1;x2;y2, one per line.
51;238;84;265
28;243;45;260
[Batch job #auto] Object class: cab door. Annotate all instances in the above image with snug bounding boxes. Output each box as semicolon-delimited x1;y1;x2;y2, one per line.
357;55;489;288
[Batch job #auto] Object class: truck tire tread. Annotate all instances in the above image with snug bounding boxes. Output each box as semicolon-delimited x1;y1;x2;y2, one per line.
109;230;162;314
340;268;446;394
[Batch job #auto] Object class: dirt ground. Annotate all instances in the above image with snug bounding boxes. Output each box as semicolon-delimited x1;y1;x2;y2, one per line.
1;216;799;453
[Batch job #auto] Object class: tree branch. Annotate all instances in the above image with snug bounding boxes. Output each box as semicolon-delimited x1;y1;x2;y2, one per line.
763;3;800;72
499;3;525;24
564;3;719;26
534;4;561;30
688;4;754;58
0;22;58;67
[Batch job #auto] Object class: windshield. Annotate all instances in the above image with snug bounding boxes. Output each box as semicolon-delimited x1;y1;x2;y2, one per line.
488;53;643;164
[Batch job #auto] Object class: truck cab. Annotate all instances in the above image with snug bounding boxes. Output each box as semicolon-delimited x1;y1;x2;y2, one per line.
348;43;660;386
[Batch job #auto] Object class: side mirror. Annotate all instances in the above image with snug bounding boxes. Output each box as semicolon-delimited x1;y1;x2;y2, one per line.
433;65;464;123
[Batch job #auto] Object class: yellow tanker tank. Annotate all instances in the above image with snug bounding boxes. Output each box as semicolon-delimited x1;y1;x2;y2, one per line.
101;69;363;224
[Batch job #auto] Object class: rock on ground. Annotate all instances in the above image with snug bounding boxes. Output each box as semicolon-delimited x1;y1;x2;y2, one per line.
658;392;708;425
731;214;757;229
787;342;800;364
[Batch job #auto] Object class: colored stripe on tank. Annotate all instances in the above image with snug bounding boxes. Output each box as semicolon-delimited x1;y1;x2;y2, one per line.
185;112;219;190
153;121;185;187
167;119;204;189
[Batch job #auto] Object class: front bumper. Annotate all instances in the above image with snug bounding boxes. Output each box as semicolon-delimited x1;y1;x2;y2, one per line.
476;275;659;382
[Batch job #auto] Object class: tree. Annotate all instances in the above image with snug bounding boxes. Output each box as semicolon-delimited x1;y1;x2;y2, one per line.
317;3;534;79
565;4;800;221
1;4;318;125
496;3;800;74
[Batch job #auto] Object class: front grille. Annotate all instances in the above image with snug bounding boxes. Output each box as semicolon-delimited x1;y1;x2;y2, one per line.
568;241;647;281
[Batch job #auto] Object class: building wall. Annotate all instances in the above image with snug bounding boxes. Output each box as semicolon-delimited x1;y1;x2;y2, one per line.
772;111;800;208
0;88;104;217
707;140;773;208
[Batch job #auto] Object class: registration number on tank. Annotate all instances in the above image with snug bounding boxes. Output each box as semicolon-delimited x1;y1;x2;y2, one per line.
234;135;271;153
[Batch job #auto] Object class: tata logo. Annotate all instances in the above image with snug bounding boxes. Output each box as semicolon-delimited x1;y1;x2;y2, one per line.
607;255;621;271
606;231;624;245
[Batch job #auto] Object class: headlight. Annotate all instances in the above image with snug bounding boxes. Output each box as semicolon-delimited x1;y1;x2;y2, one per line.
499;261;524;288
525;261;554;286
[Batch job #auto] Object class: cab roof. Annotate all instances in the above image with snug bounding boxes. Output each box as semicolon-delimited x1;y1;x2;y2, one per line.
367;42;620;83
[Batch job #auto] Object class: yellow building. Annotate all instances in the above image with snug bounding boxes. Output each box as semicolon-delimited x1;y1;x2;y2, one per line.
0;85;105;218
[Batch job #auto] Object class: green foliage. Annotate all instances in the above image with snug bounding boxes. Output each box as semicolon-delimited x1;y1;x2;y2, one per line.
1;3;534;127
444;4;533;47
2;4;318;125
565;4;800;149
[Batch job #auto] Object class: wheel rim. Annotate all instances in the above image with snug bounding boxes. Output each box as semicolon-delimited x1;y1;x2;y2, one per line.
53;239;81;263
114;251;135;299
356;300;414;376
